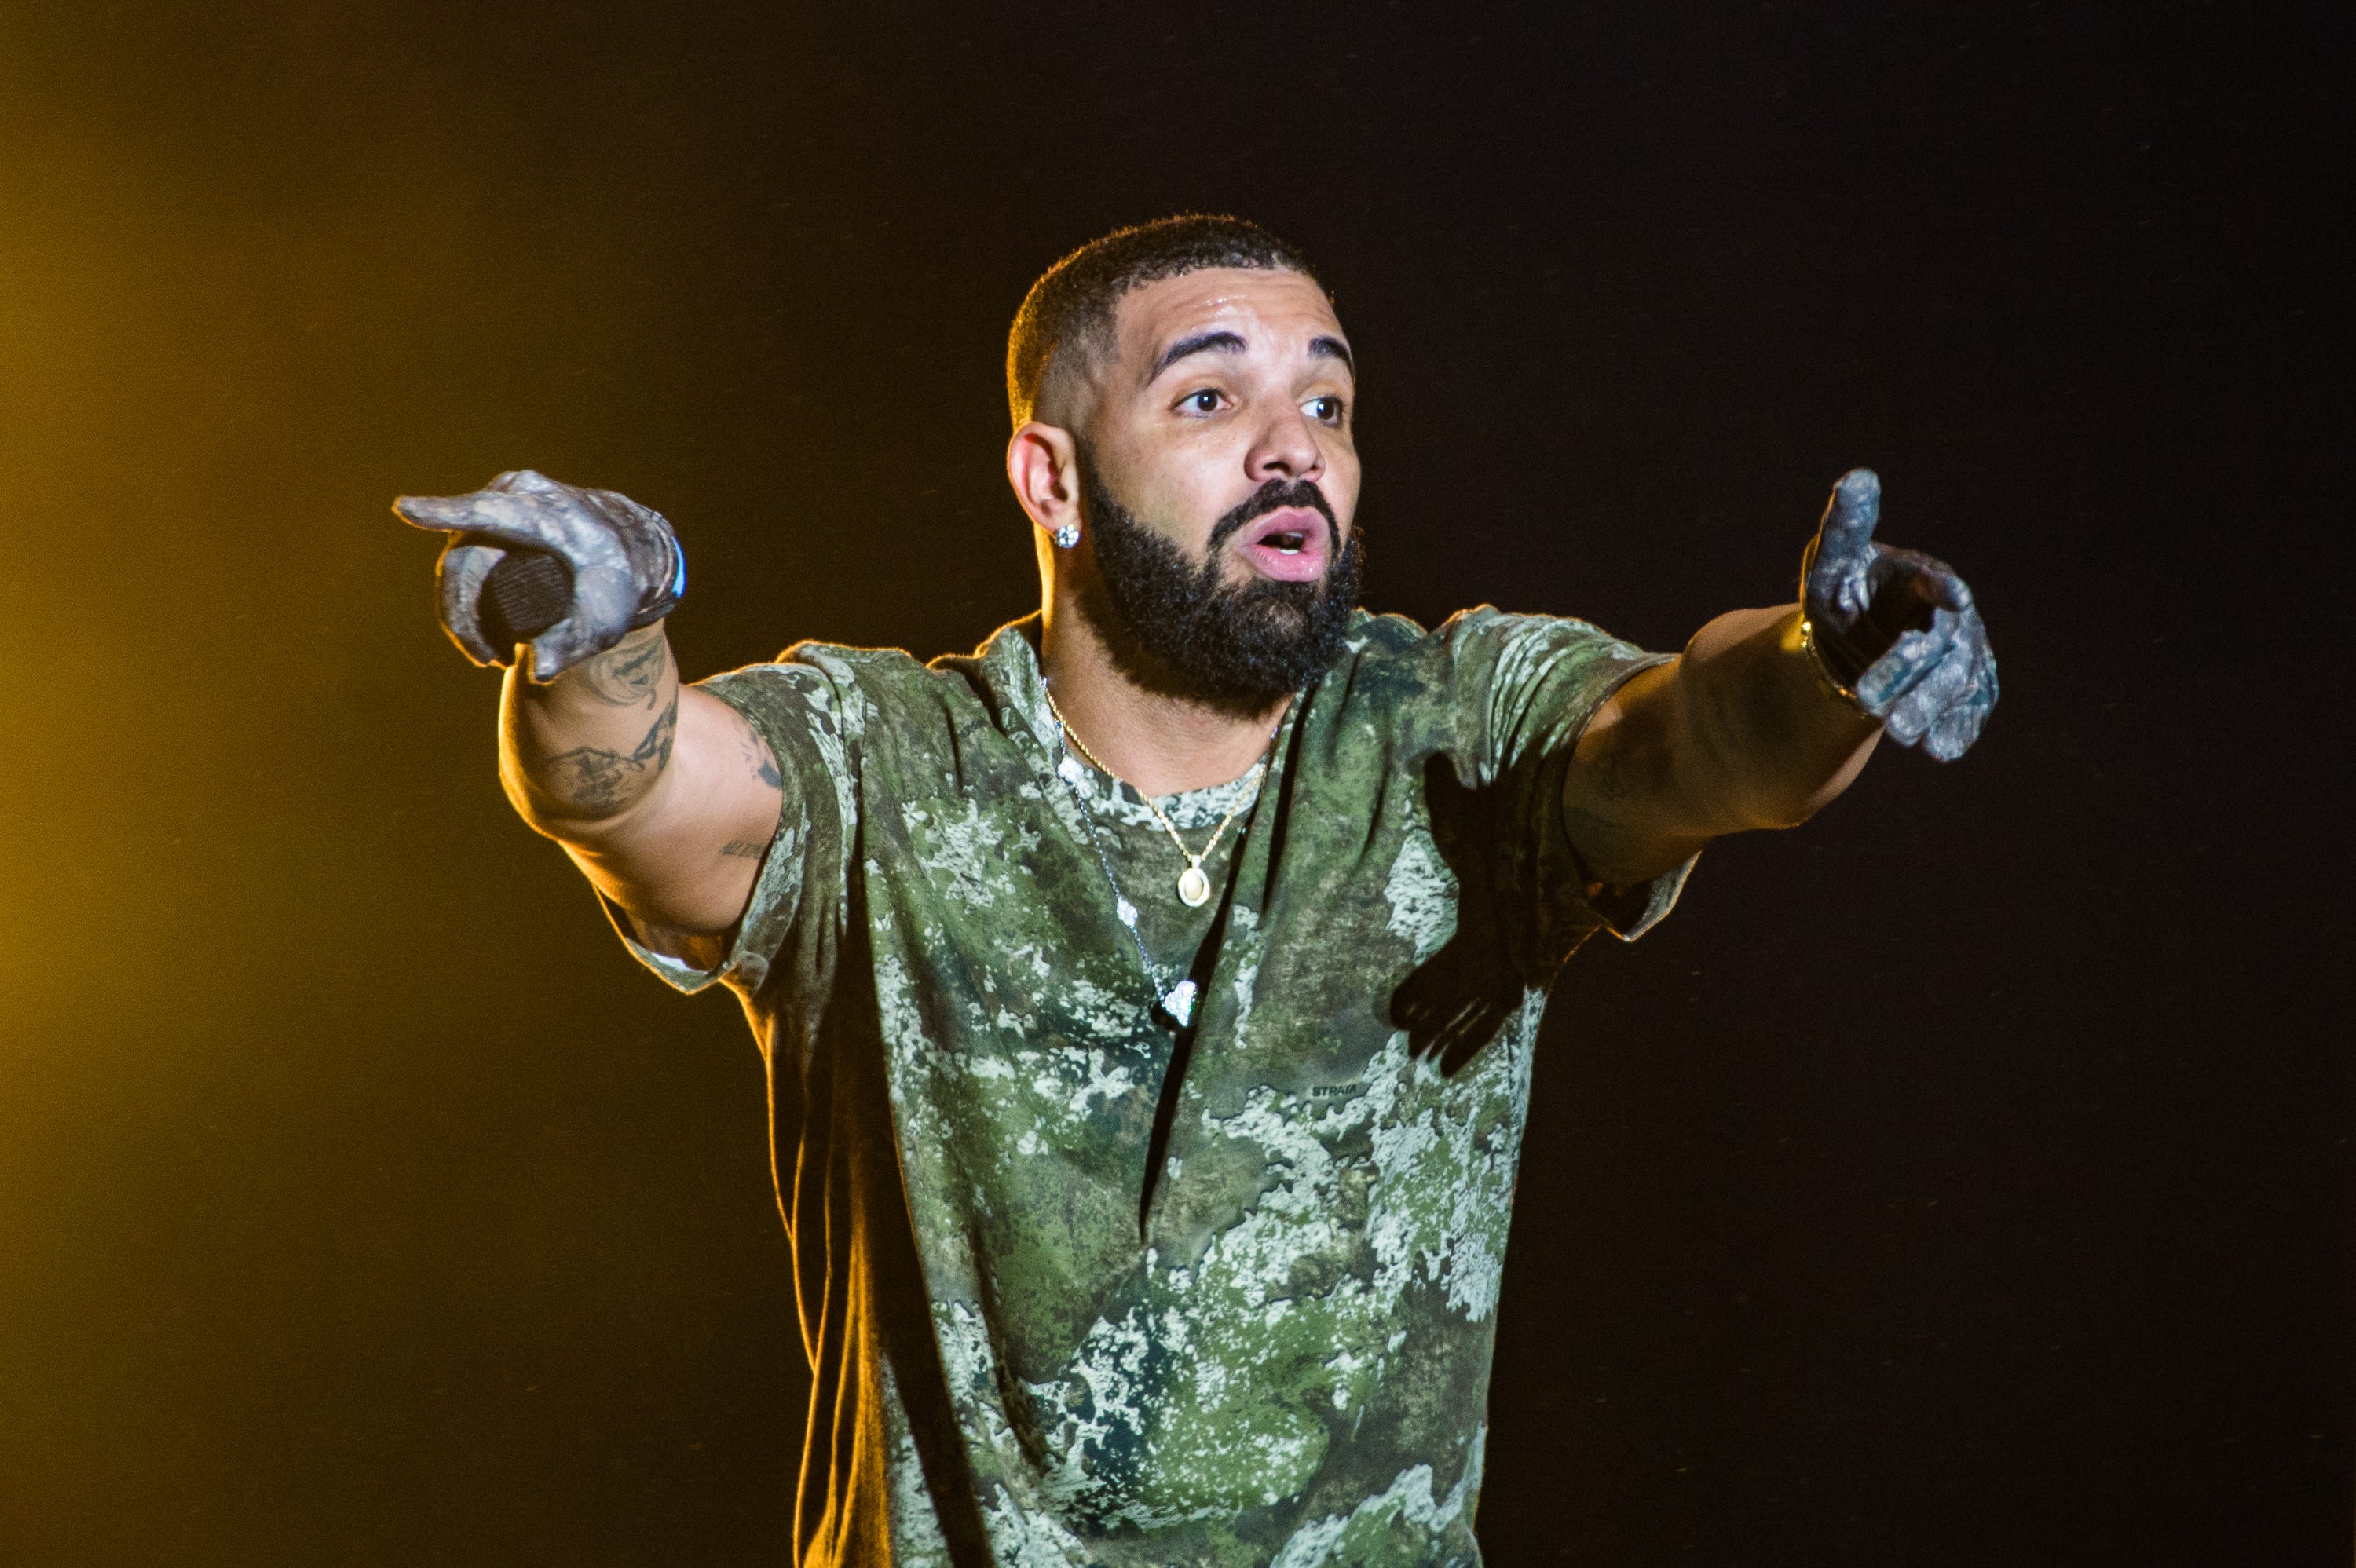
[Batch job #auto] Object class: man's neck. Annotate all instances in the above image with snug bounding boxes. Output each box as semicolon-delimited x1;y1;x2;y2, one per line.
1037;595;1291;798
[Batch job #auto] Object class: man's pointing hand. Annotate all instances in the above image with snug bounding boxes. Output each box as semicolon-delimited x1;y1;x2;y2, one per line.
1800;469;1997;762
393;470;685;680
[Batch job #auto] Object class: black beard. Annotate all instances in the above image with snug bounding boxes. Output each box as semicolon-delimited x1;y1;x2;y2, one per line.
1076;456;1364;711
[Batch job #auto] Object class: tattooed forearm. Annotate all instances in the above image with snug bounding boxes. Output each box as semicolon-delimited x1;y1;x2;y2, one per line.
540;694;679;813
571;625;671;707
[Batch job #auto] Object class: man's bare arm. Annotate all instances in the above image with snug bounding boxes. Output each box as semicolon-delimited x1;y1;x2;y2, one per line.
393;470;785;970
1564;471;1996;888
1566;605;1879;886
501;622;783;966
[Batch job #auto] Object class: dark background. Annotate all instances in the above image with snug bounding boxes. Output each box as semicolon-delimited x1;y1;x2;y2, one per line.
1;2;2344;1563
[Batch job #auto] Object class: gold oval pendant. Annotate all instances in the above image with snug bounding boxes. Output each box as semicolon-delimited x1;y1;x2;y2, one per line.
1176;864;1212;907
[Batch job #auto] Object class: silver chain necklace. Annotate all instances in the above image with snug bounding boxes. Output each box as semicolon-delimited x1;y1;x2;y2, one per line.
1043;704;1283;1030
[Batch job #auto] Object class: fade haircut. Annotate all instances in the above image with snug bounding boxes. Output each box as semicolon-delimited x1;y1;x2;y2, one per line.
1005;214;1322;429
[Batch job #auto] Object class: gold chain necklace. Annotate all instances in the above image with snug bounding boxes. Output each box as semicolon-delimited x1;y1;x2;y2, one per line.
1043;687;1276;908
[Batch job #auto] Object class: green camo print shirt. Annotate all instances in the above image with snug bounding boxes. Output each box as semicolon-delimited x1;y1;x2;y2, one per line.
614;608;1692;1566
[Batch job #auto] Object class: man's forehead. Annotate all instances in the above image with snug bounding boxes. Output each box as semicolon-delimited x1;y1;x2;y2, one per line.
1112;268;1346;367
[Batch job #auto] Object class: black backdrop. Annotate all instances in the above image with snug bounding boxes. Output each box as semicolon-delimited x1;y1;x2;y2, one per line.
0;2;2344;1563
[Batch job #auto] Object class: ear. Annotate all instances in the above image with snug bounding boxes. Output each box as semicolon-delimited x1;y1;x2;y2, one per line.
1006;420;1082;541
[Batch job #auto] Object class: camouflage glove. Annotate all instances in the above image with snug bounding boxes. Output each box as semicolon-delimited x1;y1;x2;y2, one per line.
393;469;686;680
1799;468;1997;762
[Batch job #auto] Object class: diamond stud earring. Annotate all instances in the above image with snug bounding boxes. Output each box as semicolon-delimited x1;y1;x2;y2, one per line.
1051;524;1081;550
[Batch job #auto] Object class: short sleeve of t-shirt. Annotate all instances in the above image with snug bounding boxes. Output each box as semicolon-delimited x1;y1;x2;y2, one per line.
599;647;862;1007
1435;606;1697;971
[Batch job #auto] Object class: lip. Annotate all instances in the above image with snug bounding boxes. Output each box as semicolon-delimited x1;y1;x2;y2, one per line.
1231;506;1331;583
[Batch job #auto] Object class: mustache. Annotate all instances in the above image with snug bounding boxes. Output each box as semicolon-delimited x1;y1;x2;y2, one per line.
1205;479;1341;554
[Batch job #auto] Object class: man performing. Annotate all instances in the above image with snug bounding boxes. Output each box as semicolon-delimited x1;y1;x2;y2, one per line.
397;216;1995;1566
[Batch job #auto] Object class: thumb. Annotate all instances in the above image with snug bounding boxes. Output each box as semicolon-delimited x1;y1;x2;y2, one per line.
1814;468;1882;563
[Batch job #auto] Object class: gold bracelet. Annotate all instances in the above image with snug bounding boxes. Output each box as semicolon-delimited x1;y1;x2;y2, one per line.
1797;617;1864;709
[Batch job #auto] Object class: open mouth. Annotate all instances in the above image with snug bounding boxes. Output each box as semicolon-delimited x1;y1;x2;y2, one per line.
1233;507;1332;583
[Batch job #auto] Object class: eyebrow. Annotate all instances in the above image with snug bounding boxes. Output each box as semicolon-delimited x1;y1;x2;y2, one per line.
1147;329;1358;383
1310;334;1356;379
1149;330;1246;382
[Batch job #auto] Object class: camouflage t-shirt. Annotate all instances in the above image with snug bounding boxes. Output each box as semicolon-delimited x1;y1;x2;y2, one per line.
615;608;1692;1566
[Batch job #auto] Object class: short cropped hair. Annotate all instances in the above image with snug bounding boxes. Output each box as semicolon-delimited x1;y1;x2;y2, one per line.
1005;214;1321;429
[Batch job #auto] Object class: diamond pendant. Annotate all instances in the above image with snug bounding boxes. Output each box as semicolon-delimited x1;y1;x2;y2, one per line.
1176;863;1212;908
1160;978;1199;1028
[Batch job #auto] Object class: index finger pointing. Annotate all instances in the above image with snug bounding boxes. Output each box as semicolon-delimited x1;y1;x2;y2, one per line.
391;493;484;531
1816;467;1882;558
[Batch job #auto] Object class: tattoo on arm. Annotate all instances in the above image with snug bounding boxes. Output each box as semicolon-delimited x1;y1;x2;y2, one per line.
540;694;679;813
738;720;781;788
719;839;766;859
573;627;670;707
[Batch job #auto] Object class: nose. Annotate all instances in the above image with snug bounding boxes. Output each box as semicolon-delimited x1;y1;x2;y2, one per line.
1244;403;1323;484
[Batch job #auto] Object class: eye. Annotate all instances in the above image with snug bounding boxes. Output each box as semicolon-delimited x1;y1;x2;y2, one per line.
1179;388;1225;416
1307;395;1346;425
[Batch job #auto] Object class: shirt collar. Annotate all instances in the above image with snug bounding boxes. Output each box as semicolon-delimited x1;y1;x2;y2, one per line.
975;614;1066;762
